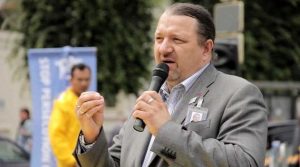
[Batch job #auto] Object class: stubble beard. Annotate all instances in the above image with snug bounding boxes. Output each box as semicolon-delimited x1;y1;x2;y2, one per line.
166;67;181;88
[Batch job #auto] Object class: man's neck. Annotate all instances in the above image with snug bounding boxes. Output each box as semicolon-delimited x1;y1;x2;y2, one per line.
166;81;176;92
166;63;210;92
70;87;80;97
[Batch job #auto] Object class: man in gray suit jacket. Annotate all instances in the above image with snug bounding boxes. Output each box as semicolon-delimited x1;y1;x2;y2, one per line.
73;3;268;167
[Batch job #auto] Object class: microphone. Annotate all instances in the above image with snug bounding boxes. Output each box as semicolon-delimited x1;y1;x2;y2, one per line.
133;63;169;132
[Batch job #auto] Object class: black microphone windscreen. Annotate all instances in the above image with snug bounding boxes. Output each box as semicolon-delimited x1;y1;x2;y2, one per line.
153;63;169;80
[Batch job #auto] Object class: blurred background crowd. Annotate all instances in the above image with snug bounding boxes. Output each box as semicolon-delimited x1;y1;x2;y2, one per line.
0;0;299;167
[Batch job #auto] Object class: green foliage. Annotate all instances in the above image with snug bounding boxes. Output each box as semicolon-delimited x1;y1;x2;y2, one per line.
242;0;300;81
172;0;220;12
20;0;153;105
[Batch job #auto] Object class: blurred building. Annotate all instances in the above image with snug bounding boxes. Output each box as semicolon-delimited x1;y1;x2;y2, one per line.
0;30;31;139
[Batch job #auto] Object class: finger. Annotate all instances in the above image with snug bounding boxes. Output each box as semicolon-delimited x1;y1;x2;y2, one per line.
136;93;148;102
79;99;104;115
132;109;151;120
80;91;96;96
77;92;102;106
83;105;103;119
134;99;152;111
146;91;164;103
136;94;155;106
147;97;154;104
136;90;157;101
93;106;105;126
76;93;103;112
136;91;162;104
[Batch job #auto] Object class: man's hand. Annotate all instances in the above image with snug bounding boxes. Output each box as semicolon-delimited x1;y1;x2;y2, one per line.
132;91;170;136
76;92;105;143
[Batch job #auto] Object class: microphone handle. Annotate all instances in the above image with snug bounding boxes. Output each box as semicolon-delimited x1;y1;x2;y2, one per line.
133;118;145;132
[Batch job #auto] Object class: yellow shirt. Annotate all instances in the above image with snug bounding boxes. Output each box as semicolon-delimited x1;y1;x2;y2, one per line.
48;88;80;167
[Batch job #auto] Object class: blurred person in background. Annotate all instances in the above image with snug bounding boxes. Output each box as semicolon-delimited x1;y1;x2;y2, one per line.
289;110;300;166
48;63;91;167
16;107;32;153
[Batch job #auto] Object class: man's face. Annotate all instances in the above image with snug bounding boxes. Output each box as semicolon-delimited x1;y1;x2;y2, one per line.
154;13;212;87
20;111;28;121
70;68;91;96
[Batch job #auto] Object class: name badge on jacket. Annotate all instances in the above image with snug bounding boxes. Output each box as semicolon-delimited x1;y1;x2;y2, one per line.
185;97;208;125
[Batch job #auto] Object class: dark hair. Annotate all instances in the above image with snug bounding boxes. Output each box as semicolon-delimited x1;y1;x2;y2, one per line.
71;63;91;77
20;107;30;119
166;3;215;43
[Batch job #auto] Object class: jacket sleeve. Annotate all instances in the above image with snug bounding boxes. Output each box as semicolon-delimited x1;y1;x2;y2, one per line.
48;101;77;166
74;125;125;167
151;83;268;167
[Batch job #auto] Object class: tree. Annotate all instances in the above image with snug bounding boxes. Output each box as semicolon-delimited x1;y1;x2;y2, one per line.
172;0;219;12
19;0;154;105
242;0;300;81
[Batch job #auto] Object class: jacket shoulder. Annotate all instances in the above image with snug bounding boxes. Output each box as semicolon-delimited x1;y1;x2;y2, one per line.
216;72;259;90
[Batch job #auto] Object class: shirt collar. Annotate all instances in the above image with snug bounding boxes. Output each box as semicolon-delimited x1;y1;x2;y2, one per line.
160;63;210;94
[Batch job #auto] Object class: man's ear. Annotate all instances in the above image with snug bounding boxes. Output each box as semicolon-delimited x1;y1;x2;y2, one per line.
202;39;214;61
204;39;214;57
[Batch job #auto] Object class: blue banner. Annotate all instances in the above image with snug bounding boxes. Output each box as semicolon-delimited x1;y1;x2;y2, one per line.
28;46;97;167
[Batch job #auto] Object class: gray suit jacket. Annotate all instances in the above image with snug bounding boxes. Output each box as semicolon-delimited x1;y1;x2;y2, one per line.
74;65;268;167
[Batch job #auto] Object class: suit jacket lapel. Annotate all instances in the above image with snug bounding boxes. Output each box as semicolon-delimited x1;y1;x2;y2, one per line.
148;65;218;166
172;64;218;124
123;117;151;167
133;127;151;166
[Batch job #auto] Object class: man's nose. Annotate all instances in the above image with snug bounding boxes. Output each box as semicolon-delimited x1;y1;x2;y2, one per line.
80;80;89;86
159;39;173;55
